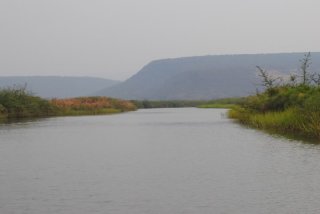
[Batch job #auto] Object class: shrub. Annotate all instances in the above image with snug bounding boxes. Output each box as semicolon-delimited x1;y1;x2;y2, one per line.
0;87;55;118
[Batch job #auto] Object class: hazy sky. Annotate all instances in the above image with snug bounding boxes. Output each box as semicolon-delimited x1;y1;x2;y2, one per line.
0;0;319;80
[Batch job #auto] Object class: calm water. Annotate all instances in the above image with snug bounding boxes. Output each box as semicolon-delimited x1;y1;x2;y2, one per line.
1;108;320;214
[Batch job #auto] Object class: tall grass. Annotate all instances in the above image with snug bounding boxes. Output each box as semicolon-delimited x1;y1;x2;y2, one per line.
50;97;136;116
0;87;137;120
229;86;320;141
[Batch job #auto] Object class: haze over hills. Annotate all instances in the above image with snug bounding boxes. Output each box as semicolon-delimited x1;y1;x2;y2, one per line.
1;53;319;100
97;52;320;100
0;76;120;98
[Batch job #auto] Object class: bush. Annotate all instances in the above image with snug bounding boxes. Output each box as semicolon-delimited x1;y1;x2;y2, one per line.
230;85;320;140
303;93;320;112
0;87;55;118
0;104;7;118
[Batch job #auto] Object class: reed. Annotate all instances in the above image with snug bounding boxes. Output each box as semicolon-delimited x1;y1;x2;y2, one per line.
50;97;136;116
0;87;137;120
229;87;320;141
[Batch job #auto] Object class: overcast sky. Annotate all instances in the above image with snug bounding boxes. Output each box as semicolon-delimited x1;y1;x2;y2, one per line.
0;0;319;80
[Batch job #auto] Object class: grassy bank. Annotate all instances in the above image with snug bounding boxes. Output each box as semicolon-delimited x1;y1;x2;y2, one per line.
229;85;320;141
229;53;320;142
198;97;245;109
132;97;245;109
50;97;136;116
132;100;207;108
0;87;136;120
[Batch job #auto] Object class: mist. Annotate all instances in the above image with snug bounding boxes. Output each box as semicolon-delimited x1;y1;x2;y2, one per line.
1;0;319;80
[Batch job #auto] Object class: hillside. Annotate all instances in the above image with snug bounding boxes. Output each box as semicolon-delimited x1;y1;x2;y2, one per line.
97;53;320;100
0;76;120;98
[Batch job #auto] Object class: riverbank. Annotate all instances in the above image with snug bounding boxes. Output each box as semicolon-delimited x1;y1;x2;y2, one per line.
0;87;136;120
50;97;136;116
228;85;320;142
197;97;245;109
131;97;245;109
198;103;237;109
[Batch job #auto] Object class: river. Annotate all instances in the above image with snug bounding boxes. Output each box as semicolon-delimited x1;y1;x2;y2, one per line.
1;108;320;214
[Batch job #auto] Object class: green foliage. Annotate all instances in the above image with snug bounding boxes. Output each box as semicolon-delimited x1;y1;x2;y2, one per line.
50;97;136;116
0;87;136;120
0;104;7;119
132;97;245;109
0;86;55;118
230;84;320;141
132;100;207;108
230;53;320;141
230;107;320;141
303;93;320;111
242;85;319;113
198;97;244;109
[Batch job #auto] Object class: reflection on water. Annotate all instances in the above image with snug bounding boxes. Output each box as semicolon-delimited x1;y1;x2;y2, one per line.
0;116;48;126
1;108;320;214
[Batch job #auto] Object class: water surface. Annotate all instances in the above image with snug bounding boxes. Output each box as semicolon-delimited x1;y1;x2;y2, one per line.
1;108;320;214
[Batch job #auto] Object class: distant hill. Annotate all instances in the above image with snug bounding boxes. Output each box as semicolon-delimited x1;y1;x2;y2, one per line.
96;52;320;100
0;76;120;98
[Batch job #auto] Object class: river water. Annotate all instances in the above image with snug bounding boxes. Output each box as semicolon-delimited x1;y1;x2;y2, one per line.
1;108;320;214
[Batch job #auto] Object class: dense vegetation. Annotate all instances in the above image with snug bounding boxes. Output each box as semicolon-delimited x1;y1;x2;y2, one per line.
51;97;136;116
0;86;136;121
132;98;245;109
229;53;320;141
0;87;56;119
132;100;207;108
197;97;245;109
